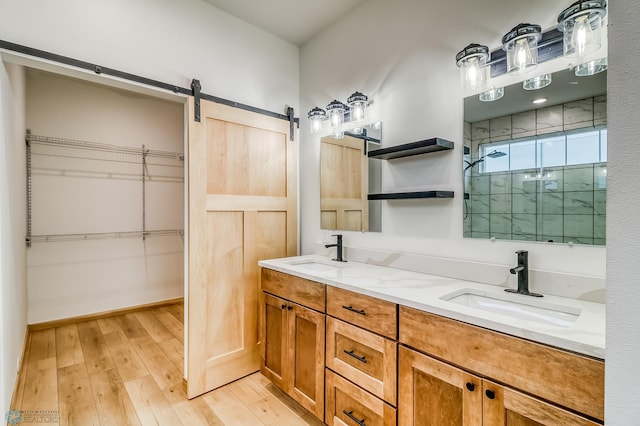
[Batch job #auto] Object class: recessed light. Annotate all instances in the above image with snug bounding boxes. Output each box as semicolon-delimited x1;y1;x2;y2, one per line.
532;98;548;104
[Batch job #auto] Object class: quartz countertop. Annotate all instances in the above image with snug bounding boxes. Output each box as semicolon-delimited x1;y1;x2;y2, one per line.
259;255;605;359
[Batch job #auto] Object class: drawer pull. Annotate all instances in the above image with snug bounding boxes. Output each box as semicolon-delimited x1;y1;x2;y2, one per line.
280;304;287;309
343;410;366;426
466;382;475;392
485;389;496;400
343;349;367;364
342;305;366;315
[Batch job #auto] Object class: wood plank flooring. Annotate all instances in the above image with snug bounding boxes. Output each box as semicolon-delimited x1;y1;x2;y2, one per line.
10;303;324;426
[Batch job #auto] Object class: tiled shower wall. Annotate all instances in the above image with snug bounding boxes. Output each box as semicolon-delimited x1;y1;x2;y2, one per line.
463;95;607;245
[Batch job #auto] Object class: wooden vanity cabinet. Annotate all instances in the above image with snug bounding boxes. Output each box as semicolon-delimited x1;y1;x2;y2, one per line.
260;268;326;420
399;307;604;425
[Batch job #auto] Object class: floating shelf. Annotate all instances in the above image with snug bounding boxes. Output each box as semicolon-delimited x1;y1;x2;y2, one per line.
368;138;454;160
368;191;455;200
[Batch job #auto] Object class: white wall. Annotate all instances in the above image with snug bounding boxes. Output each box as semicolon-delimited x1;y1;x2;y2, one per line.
0;0;299;115
25;70;185;323
0;62;27;418
606;0;640;422
300;0;606;275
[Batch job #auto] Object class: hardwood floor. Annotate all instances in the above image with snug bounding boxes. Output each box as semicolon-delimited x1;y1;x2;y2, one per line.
10;303;324;426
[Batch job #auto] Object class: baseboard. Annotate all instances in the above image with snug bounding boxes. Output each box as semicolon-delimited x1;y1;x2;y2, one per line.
27;297;184;331
9;327;30;410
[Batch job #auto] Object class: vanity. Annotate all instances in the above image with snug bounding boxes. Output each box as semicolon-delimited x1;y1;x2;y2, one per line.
258;255;605;425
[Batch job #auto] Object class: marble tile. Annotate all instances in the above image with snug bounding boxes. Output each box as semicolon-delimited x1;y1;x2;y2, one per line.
536;105;563;135
564;165;594;191
463;230;472;238
512;193;537;214
512;214;537;235
464;121;472;141
564;214;594;238
471;232;490;239
594;95;607;126
512;233;537;241
471;213;490;233
539;235;563;244
471;120;490;144
470;194;490;214
541;168;563;193
490;116;511;142
540;192;564;215
541;214;563;236
594;164;607;190
564;237;594;245
594;191;606;215
490;193;511;214
490;213;511;234
512;171;539;194
594;215;606;239
463;215;471;233
470;174;490;195
594;238;606;246
563;98;594;131
490;233;512;240
490;173;511;194
512;110;536;138
564;191;594;215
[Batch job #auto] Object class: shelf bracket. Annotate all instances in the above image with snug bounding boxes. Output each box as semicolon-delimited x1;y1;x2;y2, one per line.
191;79;201;122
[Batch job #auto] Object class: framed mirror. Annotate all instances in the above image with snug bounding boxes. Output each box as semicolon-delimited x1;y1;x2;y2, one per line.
320;123;382;232
463;67;607;245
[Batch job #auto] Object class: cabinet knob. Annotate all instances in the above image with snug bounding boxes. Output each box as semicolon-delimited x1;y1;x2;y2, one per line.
485;389;496;400
465;382;475;392
287;305;292;310
281;304;287;309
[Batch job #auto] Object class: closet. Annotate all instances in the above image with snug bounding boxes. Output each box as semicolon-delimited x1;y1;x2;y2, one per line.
25;69;185;324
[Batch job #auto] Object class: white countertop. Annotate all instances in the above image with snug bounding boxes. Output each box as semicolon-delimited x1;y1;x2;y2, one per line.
259;255;605;359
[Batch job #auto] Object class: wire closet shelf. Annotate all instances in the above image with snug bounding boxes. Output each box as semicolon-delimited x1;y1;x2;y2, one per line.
25;131;184;246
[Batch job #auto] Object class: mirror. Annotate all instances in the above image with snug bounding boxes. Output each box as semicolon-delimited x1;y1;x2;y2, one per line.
463;68;607;245
320;123;382;232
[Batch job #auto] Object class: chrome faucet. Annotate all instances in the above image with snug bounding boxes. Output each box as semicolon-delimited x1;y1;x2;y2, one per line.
505;250;542;297
325;234;346;262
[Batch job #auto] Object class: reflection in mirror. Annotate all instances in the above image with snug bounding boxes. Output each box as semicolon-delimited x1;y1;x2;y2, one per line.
463;68;607;245
320;123;382;232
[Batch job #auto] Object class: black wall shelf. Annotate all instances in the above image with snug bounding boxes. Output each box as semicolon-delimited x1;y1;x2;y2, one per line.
368;138;454;160
368;191;455;200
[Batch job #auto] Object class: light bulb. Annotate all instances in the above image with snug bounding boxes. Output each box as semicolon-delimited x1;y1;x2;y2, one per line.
347;92;368;123
310;118;322;133
351;103;365;121
326;100;346;129
329;110;343;127
572;15;593;58
514;39;532;73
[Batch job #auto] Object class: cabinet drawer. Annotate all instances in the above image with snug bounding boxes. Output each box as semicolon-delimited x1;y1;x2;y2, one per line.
326;370;396;426
327;286;397;339
261;268;326;312
326;317;397;405
399;306;604;422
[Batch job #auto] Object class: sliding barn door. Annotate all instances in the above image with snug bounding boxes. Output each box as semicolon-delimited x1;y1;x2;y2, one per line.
187;98;297;398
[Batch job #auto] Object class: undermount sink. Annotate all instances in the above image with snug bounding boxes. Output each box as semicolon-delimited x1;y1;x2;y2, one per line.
287;259;341;273
440;289;581;328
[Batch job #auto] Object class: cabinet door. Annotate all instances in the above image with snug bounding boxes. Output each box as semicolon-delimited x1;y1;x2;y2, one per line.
482;381;601;426
288;303;325;419
398;346;482;426
260;292;288;390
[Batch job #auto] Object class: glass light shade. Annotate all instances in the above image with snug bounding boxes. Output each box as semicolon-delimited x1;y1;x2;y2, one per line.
326;100;346;129
347;92;368;122
558;0;606;59
523;73;552;90
307;107;326;134
575;57;607;76
479;87;504;102
502;24;542;75
456;44;489;91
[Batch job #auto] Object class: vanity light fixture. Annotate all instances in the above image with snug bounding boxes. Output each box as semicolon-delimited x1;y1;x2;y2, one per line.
502;23;542;75
347;92;368;122
574;57;608;76
479;87;504;102
326;100;347;129
558;0;607;60
307;107;326;134
523;73;552;90
456;43;489;91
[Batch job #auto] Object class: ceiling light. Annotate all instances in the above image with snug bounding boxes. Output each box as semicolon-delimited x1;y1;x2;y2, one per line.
558;0;607;60
502;23;542;75
479;87;504;102
326;100;347;129
532;98;548;104
523;73;552;90
307;107;326;134
574;57;608;76
456;43;489;91
347;92;368;123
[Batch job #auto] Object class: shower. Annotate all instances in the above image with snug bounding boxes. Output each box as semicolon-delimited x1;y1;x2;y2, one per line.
463;150;507;220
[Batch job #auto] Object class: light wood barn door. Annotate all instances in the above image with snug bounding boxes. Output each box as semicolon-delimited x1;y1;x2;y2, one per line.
187;98;297;398
320;135;369;231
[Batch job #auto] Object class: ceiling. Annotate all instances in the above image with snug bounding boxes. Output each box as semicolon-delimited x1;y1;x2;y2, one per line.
200;0;367;46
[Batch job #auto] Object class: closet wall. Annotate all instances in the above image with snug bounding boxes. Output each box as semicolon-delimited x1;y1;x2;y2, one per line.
25;70;184;323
